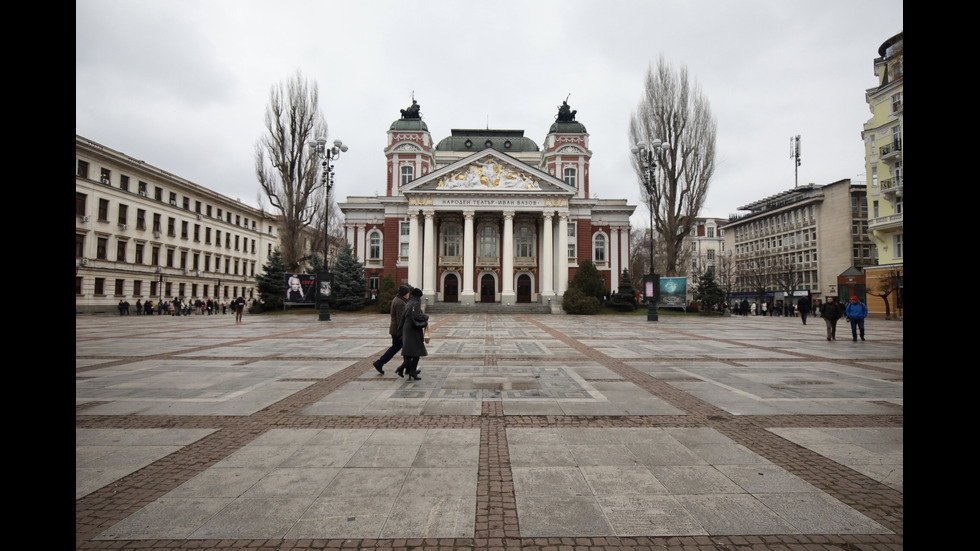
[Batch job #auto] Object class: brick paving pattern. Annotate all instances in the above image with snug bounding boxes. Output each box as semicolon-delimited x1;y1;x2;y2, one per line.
77;311;902;550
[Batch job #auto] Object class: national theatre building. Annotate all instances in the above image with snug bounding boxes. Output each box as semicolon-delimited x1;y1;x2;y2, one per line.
339;100;637;312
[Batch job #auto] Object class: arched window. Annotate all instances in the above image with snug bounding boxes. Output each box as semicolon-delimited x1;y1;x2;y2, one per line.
593;233;607;263
479;225;498;257
368;230;382;260
442;225;461;257
515;226;534;258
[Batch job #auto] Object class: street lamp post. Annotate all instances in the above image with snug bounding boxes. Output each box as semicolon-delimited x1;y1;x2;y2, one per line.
307;137;348;321
631;139;670;321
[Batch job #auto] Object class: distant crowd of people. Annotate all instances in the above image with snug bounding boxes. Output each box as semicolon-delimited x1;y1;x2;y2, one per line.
117;296;252;320
727;295;870;341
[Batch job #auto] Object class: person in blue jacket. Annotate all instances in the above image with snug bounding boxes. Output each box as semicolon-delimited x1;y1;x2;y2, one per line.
845;296;868;341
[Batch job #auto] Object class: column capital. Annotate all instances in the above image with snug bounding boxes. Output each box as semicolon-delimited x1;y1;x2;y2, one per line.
502;210;515;220
463;210;475;220
423;209;435;218
543;210;555;221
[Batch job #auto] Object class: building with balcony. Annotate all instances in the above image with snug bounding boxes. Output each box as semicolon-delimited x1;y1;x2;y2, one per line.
75;135;282;314
686;217;730;300
338;99;636;310
862;30;904;318
724;179;873;309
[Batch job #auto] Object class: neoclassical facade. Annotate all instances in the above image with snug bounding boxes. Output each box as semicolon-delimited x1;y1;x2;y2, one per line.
75;135;283;314
339;100;636;311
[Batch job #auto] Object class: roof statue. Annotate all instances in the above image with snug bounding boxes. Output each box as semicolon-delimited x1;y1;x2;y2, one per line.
400;99;422;120
556;99;577;122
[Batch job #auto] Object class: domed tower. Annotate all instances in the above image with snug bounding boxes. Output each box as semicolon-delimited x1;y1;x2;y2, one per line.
384;99;435;196
541;99;592;199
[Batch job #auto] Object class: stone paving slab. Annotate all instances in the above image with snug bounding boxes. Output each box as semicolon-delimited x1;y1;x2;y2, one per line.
77;312;903;549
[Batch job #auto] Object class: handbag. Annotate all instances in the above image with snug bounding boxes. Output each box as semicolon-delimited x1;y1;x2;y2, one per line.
423;325;431;344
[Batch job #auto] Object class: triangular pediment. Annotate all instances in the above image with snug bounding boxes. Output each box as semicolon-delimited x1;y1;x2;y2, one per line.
404;149;574;194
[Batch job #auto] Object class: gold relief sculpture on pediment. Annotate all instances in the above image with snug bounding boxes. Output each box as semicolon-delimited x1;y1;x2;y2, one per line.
437;159;541;190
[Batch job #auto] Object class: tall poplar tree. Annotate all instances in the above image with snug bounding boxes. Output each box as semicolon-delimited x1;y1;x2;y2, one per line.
629;55;717;277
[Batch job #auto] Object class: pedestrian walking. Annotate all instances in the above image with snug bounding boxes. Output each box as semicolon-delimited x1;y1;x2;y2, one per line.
399;288;428;381
373;285;411;376
819;296;842;341
845;296;868;341
798;295;811;325
234;296;246;323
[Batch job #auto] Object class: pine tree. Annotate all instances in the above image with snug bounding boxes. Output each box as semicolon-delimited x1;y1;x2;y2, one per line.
607;269;638;311
331;242;367;311
694;267;725;313
256;247;288;311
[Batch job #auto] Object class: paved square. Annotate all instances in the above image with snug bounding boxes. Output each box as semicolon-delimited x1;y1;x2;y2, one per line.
77;312;903;549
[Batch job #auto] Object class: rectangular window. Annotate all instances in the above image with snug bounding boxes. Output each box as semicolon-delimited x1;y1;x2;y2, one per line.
119;175;130;191
133;280;142;297
181;220;189;239
116;240;126;262
154;187;163;201
152;246;160;266
94;278;105;295
135;243;144;264
97;237;108;259
76;192;87;216
117;204;128;226
169;192;177;206
115;279;125;295
168;217;176;237
167;248;175;267
136;209;146;230
76;234;84;258
77;160;89;178
100;168;111;185
98;199;110;222
400;165;414;186
563;167;577;187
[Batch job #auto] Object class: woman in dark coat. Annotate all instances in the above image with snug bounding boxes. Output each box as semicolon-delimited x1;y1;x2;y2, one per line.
400;288;429;381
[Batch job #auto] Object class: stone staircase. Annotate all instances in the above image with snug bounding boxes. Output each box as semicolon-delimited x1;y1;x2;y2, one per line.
423;302;554;314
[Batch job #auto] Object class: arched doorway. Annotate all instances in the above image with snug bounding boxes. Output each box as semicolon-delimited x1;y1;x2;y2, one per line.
480;274;495;303
517;274;531;303
444;273;458;303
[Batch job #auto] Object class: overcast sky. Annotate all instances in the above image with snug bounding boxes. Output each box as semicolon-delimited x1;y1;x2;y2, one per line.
76;0;902;228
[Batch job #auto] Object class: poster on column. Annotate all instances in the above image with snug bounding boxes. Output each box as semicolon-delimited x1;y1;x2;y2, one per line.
658;277;687;308
285;273;316;304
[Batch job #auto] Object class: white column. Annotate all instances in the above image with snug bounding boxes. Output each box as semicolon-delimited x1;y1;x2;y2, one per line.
501;211;515;305
344;223;354;246
540;211;554;298
408;211;420;288
557;212;569;295
422;209;436;300
610;225;619;294
356;224;366;262
461;210;475;304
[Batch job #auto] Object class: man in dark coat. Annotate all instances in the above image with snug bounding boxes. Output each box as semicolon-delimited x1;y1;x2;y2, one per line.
819;296;842;341
373;285;411;376
797;295;812;325
400;288;429;381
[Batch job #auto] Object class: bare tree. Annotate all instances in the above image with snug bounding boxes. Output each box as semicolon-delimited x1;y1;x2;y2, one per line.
737;253;779;314
255;71;328;270
868;267;903;320
629;55;717;277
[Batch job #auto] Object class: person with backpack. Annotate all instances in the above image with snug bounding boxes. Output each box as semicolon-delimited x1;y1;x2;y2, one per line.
845;296;868;341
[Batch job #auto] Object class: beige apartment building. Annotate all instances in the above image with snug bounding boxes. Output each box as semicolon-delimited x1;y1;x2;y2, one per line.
75;135;283;314
724;179;874;309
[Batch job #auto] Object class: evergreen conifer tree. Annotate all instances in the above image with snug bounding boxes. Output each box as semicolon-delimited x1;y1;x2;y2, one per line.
256;247;288;310
331;242;366;311
694;267;725;312
607;269;639;311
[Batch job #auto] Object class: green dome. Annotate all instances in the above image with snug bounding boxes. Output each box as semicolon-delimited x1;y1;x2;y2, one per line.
435;129;539;152
548;120;587;133
389;119;428;131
